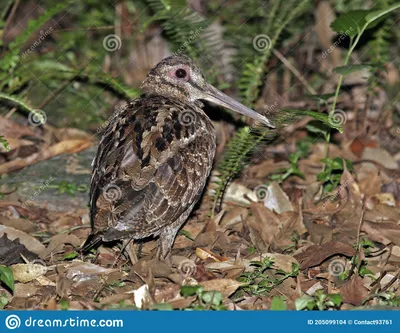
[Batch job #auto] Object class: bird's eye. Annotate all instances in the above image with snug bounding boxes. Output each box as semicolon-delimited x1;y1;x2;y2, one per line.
175;68;187;79
168;66;190;82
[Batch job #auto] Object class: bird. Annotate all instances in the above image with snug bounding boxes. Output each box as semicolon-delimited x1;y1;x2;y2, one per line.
82;55;274;260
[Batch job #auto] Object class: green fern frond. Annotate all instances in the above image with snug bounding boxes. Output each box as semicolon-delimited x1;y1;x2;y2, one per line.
0;92;38;114
0;0;13;22
239;0;310;106
146;0;210;61
364;0;396;88
8;2;71;53
24;60;139;99
367;0;395;63
211;0;311;214
0;2;72;89
211;109;343;214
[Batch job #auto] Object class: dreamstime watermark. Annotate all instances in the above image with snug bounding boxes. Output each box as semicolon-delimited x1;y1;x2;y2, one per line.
328;259;346;276
103;34;122;52
102;184;122;203
177;258;197;277
321;27;353;59
178;110;197;126
4;314;123;329
28;109;47;126
322;176;354;208
173;27;204;56
96;103;127;134
253;34;272;52
253;184;270;202
21;27;54;58
328;109;347;127
5;315;20;330
21;177;54;209
248;103;277;130
264;101;279;116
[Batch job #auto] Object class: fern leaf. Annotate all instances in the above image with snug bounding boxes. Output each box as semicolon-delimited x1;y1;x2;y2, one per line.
211;0;311;214
211;109;343;214
0;92;38;114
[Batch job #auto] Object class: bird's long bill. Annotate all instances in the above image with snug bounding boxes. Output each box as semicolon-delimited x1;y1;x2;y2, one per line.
203;84;275;128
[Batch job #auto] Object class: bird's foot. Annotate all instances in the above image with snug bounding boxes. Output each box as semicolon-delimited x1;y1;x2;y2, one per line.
155;246;173;266
112;239;138;267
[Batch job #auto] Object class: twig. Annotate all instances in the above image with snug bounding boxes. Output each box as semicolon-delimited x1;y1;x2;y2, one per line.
3;0;20;41
346;200;365;280
5;107;17;118
36;80;71;110
272;49;317;95
51;25;117;32
380;269;400;293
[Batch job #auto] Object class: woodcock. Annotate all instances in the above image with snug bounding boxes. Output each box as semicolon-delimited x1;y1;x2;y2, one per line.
83;55;274;260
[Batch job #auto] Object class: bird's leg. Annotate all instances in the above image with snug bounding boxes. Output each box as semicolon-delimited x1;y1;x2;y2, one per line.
156;225;178;264
156;206;194;264
137;240;143;259
123;238;138;265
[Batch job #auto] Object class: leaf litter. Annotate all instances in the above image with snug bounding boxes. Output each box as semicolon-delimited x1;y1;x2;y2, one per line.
1;118;399;310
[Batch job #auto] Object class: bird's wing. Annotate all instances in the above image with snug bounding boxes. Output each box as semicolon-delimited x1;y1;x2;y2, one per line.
89;97;215;241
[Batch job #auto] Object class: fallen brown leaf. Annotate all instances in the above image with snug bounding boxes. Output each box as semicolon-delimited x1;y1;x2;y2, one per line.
340;275;369;306
294;241;354;269
200;278;243;297
0;140;93;175
0;226;45;257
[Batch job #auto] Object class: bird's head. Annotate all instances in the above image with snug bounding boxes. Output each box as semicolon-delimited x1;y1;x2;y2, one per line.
140;55;275;128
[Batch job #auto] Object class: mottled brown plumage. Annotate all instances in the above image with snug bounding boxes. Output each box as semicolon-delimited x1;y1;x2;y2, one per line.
83;55;274;259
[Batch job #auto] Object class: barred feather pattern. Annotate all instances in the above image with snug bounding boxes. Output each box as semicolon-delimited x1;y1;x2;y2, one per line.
86;95;216;257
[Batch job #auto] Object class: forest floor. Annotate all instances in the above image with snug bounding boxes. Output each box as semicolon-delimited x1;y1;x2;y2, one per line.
1;89;400;310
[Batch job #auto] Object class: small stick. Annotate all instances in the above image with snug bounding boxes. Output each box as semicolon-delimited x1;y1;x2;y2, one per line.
272;49;317;95
346;200;365;280
3;0;20;41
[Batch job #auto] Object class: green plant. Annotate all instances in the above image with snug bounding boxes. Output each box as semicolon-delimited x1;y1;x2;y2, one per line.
59;299;69;310
269;138;312;182
180;285;226;310
236;257;299;296
295;290;342;310
322;3;400;158
270;296;287;310
330;3;400;115
62;251;79;260
317;157;354;192
0;135;10;152
0;292;9;309
0;266;14;292
0;1;138;129
363;292;400;307
47;181;88;197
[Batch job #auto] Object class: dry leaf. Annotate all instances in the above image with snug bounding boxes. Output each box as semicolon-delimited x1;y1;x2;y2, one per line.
196;248;228;262
263;182;293;213
43;234;81;259
0;140;93;175
362;147;398;170
294;241;354;269
127;284;152;308
340;275;368;306
12;263;47;283
201;278;243;297
0;226;45;257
